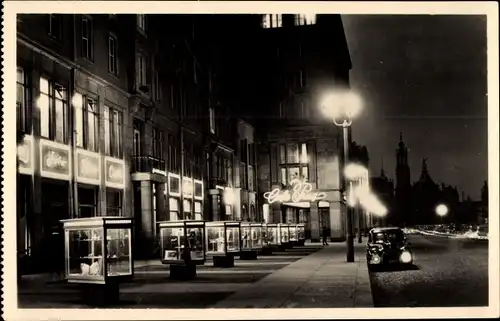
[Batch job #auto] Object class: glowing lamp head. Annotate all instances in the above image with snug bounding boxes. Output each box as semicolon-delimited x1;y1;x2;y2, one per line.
435;204;448;217
320;90;363;123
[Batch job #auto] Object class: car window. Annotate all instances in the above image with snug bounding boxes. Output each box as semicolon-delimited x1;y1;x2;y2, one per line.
375;233;385;242
386;230;404;241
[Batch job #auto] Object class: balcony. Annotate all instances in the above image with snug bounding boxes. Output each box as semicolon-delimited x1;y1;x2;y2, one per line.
132;155;166;174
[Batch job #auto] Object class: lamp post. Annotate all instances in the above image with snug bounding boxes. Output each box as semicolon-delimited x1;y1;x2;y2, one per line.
345;163;369;243
321;90;363;263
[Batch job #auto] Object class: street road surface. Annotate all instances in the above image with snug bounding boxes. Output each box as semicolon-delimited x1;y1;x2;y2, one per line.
18;246;323;308
369;234;489;307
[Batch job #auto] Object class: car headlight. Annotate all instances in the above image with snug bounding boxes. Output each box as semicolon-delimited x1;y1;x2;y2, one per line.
400;251;412;263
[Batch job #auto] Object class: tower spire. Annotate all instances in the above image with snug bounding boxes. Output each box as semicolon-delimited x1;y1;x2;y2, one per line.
400;132;403;142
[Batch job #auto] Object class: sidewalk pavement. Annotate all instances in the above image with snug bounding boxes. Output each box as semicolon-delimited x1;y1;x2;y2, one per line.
210;242;373;308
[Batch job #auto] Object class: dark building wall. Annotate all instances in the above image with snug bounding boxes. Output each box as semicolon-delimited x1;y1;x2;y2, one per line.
250;14;352;240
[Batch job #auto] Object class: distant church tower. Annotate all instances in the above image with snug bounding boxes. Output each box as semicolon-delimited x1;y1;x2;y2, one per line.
395;133;411;193
395;133;412;225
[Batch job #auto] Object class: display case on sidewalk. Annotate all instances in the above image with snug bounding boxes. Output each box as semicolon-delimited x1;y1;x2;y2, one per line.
158;220;206;265
278;223;291;248
297;223;306;246
205;221;241;267
240;222;263;260
264;224;279;247
60;217;133;306
289;225;298;245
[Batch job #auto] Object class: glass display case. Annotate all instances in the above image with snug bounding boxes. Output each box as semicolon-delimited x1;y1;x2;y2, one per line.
264;224;279;247
61;217;133;285
297;223;306;245
158;220;205;265
205;221;241;256
240;222;264;251
289;225;298;243
278;223;290;245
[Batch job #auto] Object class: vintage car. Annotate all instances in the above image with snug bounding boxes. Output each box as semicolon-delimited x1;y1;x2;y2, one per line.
366;227;413;269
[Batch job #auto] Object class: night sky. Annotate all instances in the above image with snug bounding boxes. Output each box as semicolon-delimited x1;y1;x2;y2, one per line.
342;15;488;200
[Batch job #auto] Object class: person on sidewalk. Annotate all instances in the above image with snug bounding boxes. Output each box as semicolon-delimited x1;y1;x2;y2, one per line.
322;226;329;246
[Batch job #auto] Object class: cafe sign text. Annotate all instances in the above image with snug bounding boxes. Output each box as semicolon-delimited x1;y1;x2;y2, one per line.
263;179;327;204
40;140;70;180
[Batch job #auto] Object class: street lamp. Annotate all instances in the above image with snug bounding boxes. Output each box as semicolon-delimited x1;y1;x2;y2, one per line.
435;204;448;225
321;89;363;263
344;163;370;243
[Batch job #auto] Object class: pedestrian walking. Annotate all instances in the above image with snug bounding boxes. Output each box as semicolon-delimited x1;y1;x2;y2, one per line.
322;226;329;246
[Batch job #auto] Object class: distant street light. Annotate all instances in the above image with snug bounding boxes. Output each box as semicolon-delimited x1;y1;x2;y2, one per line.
435;204;448;224
321;89;363;263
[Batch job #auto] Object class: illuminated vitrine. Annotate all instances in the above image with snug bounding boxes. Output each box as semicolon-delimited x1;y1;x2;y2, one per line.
158;220;206;265
264;224;279;246
240;222;264;251
289;225;298;243
297;223;306;245
205;221;241;256
61;217;133;285
278;223;290;245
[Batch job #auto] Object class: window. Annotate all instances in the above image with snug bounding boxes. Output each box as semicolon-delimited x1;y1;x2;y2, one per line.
167;133;178;172
169;197;179;221
104;106;123;158
17;67;28;133
299;70;306;87
209;107;215;134
294;14;316;26
154;71;161;101
194;201;202;221
136;53;147;86
137;14;146;33
74;94;98;152
227;157;233;187
286;143;300;163
240;139;248;163
183;199;192;219
106;189;122;216
262;14;282;28
248;165;255;192
48;14;62;40
81;16;93;60
249;143;256;166
152;128;164;160
108;35;117;75
279;142;309;186
78;186;97;218
39;77;68;144
240;162;247;190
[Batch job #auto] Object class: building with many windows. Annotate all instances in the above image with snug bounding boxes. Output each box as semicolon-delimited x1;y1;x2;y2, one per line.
16;13;354;270
249;14;353;242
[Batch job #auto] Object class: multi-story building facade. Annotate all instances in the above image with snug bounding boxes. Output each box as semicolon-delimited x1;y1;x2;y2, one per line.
17;14;133;270
16;14;263;269
16;13;353;270
249;14;353;242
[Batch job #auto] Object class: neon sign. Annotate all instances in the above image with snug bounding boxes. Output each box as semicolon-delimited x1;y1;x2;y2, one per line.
263;179;327;204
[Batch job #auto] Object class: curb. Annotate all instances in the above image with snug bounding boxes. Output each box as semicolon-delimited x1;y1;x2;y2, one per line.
353;256;374;307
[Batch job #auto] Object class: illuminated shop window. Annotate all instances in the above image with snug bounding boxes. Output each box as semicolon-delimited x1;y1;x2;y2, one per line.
262;14;282;28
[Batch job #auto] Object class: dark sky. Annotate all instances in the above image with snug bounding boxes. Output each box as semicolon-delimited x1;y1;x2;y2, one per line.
342;15;488;200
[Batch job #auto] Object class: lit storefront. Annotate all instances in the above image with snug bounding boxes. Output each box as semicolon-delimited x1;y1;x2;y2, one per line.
262;178;345;242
